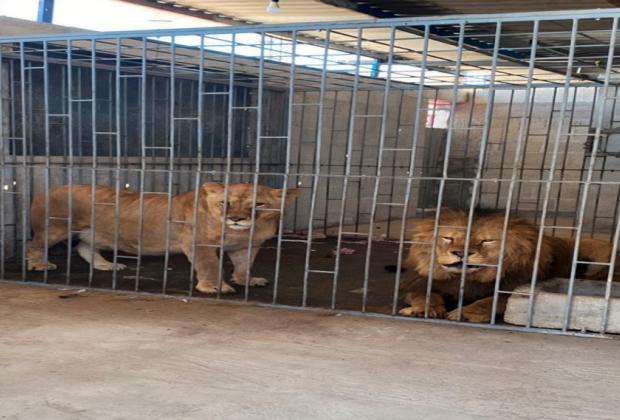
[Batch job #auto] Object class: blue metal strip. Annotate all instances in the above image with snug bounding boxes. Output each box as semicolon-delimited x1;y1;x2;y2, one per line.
37;0;55;23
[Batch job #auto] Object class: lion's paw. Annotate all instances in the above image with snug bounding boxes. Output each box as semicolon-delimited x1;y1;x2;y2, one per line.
195;281;236;295
398;304;445;318
27;260;57;271
446;307;491;323
231;276;270;287
93;261;127;271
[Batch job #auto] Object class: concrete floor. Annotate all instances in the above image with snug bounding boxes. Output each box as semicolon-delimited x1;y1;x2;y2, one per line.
0;283;619;420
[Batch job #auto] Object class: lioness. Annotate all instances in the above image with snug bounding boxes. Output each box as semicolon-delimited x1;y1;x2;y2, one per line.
27;183;299;294
398;210;613;323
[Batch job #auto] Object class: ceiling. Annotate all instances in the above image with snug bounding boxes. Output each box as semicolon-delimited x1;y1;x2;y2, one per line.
321;1;619;17
114;1;620;87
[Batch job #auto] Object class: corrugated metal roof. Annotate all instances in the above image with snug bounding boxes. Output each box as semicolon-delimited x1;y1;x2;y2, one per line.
325;0;615;16
122;0;373;24
117;1;620;87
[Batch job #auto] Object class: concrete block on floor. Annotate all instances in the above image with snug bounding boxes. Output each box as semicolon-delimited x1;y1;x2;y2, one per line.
505;278;620;334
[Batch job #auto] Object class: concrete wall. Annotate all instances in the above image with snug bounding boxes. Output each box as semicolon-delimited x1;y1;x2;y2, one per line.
449;87;620;233
285;88;431;236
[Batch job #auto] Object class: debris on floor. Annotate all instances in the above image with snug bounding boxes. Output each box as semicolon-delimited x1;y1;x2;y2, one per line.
332;247;356;256
58;288;87;299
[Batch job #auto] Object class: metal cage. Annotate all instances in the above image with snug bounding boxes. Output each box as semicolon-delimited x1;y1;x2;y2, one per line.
1;8;620;337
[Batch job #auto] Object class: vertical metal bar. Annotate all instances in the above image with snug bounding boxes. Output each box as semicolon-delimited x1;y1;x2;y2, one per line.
76;67;83;163
552;87;579;234
573;86;599;229
42;41;51;283
600;201;620;333
299;29;331;306
88;39;97;288
272;31;297;304
490;20;541;323
106;73;113;184
135;37;147;291
523;20;579;328
461;87;478;208
494;89;514;210
424;22;465;318
332;27;362;309
19;43;28;281
453;22;501;321
322;90;339;236
244;31;267;302
391;25;430;315
215;33;236;299
187;34;205;297
161;35;176;294
354;91;370;233
361;26;395;312
291;90;307;231
65;40;74;284
111;38;122;289
533;87;560;223
385;90;404;237
0;44;5;280
563;17;618;332
514;87;540;216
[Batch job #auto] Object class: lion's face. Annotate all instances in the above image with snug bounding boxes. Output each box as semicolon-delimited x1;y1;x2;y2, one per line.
435;225;498;274
202;183;299;231
408;211;541;283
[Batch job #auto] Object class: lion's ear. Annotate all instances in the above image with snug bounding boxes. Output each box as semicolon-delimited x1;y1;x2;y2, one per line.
201;182;224;197
272;188;299;204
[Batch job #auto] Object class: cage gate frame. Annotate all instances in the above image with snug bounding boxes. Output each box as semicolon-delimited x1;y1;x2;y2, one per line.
1;8;620;337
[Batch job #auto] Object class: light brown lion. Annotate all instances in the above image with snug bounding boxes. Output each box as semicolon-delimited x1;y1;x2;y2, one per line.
398;210;613;323
27;183;299;294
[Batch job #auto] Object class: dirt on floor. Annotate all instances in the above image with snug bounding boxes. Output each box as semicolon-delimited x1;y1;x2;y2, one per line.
0;283;619;420
3;237;403;313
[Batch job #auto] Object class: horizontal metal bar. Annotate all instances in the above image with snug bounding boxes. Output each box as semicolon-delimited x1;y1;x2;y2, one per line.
69;98;93;103
173;117;199;121
231;106;258;110
541;225;576;230
95;131;118;135
48;216;69;220
94;202;115;206
280;239;309;244
202;91;230;95
307;270;336;274
375;202;405;206
260;136;288;139
578;261;612;266
499;290;531;296
382;148;414;152
293;103;321;106
47;113;69;117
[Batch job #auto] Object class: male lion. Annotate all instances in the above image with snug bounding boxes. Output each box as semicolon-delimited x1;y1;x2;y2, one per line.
27;183;299;294
398;210;612;323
